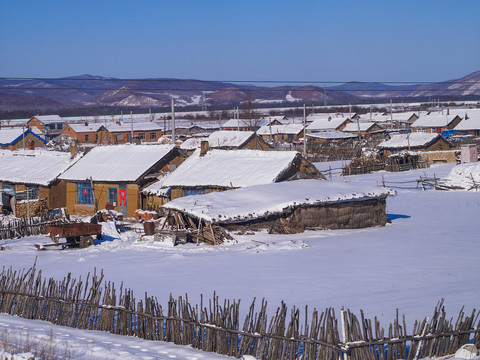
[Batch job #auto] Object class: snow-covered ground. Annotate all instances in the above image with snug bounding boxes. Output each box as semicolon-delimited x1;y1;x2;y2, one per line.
1;162;479;359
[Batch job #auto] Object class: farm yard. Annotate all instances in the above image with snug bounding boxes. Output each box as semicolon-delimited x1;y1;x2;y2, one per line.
0;162;479;359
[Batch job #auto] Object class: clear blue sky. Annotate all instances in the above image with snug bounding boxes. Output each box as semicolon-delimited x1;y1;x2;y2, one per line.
1;0;479;83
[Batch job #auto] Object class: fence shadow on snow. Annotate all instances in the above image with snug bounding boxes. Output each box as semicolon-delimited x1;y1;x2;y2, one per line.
0;263;478;359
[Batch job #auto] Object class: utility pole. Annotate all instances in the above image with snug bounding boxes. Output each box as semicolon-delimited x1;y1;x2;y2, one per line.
303;104;307;156
171;98;176;145
130;111;134;144
390;99;393;130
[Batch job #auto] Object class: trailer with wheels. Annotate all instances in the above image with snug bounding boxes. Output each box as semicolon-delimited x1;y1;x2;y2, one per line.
35;223;103;250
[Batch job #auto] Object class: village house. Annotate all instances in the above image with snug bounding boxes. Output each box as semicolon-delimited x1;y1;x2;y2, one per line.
257;124;305;143
377;133;452;158
59;144;186;217
207;130;271;150
0;128;47;150
410;114;462;134
96;122;163;144
61;123;103;144
162;180;394;239
222;118;277;132
0;150;79;215
27;115;65;141
145;147;325;204
305;116;351;133
453;111;480;136
342;122;385;136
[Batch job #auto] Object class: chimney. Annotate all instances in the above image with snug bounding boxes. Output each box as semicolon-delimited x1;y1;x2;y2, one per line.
200;140;209;157
447;108;449;115
84;121;89;126
328;116;332;122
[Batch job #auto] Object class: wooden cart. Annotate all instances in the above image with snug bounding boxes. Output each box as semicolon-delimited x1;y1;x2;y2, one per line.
36;223;102;250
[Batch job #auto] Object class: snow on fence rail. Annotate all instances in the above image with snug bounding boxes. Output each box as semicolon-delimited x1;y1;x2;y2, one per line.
0;264;479;360
0;212;68;241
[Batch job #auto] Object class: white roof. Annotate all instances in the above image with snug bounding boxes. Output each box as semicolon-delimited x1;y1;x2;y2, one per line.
257;124;304;136
32;115;63;124
161;149;300;188
0;150;79;186
180;137;208;150
342;122;379;132
163;179;394;224
378;133;441;149
222;119;268;128
306;117;349;131
59;144;174;182
307;131;357;140
411;114;459;128
0;128;29;144
454;114;480;131
105;122;163;133
207;131;254;148
66;123;103;133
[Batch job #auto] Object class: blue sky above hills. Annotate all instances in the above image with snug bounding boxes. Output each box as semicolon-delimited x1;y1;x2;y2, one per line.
1;0;479;83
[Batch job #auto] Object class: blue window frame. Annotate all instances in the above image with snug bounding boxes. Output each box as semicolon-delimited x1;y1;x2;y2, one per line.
108;187;117;204
184;188;205;196
76;182;94;205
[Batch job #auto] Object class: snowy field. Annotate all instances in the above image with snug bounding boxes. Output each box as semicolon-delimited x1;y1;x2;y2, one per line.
1;162;480;359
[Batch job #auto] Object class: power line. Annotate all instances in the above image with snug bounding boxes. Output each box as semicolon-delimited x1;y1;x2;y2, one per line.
0;76;478;85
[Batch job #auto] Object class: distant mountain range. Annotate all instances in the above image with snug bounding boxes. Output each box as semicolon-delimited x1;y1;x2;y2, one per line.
0;71;478;115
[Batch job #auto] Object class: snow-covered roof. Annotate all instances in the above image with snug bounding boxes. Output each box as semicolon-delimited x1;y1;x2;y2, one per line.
257;124;304;136
66;123;103;133
180;137;208;150
0;150;79;186
378;133;442;149
411;114;459;128
222;119;268;128
306;117;350;131
161;149;301;188
307;131;357;140
438;162;480;190
163;179;394;224
105;122;163;133
342;122;380;132
0;128;46;145
207;131;254;148
31;115;64;124
59;144;175;182
454;114;480;131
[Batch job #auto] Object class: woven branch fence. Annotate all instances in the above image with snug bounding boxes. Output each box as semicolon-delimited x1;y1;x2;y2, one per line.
0;263;478;360
0;212;68;241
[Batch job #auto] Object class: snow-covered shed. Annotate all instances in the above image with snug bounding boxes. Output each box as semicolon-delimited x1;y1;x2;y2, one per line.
59;144;186;217
257;124;305;142
377;133;452;157
436;162;480;191
0;150;79;212
0;128;47;150
207;130;270;150
163;180;394;237
155;149;325;201
342;122;384;136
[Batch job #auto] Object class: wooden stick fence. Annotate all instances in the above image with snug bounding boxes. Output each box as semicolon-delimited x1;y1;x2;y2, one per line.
0;263;478;359
0;212;68;240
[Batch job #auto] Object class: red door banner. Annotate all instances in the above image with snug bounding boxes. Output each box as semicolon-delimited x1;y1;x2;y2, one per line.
119;189;127;207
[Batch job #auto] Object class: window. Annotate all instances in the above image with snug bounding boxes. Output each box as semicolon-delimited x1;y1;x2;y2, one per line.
85;134;89;142
76;182;94;205
149;132;157;140
137;132;146;140
115;134;123;143
184;188;205;196
108;187;117;205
